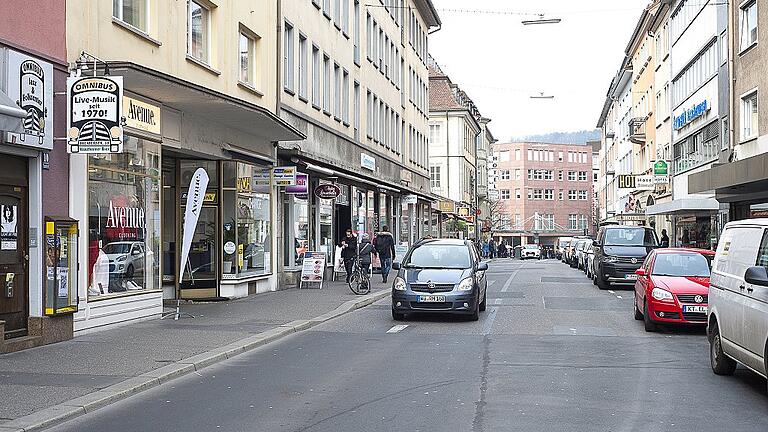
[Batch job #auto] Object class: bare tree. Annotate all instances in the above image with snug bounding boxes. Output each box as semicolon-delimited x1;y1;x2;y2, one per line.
485;196;509;231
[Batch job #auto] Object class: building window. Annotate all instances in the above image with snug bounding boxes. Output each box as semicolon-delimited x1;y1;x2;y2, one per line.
430;166;441;189
312;45;321;108
578;190;588;200
323;54;331;113
558;190;563;200
353;81;360;139
558;170;563;181
579;215;588;230
515;169;521;180
283;22;294;92
515;188;521;199
533;189;543;200
500;189;511;200
544;189;554;200
514;149;521;161
527;149;533;160
558;151;563;162
342;69;350;124
187;0;210;63
499;150;510;162
568;190;577;200
429;124;440;144
544;170;553;181
239;31;256;85
578;171;587;181
297;34;308;98
593;172;599;182
353;1;360;64
500;170;511;180
742;90;758;141
113;0;148;32
342;0;349;34
567;171;577;181
569;214;578;230
740;1;758;52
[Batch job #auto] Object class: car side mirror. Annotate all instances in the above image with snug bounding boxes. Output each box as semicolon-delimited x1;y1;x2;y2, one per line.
592;240;600;248
745;266;768;287
635;268;647;277
391;262;401;270
477;262;489;271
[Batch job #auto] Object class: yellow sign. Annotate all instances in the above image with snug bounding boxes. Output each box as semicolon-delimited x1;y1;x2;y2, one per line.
457;207;471;217
238;244;244;268
123;96;161;135
617;174;636;189
438;201;456;213
204;192;216;203
237;177;251;192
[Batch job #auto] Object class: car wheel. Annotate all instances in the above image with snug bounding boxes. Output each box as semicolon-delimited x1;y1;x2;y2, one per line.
392;310;406;321
469;297;480;321
634;297;643;321
596;273;610;290
479;292;487;312
643;301;657;332
125;264;134;279
710;322;737;376
592;273;597;286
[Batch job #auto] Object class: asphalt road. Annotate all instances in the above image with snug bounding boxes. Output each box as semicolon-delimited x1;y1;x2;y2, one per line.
48;259;768;432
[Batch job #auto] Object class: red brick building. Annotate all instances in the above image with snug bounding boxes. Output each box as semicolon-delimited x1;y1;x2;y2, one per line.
491;142;594;246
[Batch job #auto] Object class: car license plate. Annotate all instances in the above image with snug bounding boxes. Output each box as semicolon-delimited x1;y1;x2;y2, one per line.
418;295;445;303
683;305;708;313
625;274;638;280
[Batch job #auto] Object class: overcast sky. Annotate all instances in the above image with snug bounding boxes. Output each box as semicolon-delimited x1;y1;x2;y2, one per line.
429;0;651;140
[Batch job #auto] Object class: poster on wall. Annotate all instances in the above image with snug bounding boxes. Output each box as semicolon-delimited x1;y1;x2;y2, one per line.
0;205;18;250
66;75;124;154
6;50;54;150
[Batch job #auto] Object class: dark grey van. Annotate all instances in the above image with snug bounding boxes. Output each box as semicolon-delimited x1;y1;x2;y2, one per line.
593;225;659;289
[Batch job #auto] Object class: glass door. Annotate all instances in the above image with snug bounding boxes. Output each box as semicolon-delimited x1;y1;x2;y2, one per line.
179;206;218;299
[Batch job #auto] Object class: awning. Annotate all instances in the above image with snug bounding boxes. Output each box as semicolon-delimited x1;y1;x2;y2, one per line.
102;62;304;142
0;89;25;133
689;152;768;203
646;198;719;215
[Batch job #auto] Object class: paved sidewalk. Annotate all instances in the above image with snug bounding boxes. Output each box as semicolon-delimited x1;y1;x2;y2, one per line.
0;278;392;430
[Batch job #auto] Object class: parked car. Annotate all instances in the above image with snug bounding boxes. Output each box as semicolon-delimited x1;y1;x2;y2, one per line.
574;239;590;269
593;225;659;290
391;239;488;321
564;239;577;265
633;248;715;332
585;243;595;278
521;244;541;260
103;241;145;279
556;237;573;261
708;219;768;390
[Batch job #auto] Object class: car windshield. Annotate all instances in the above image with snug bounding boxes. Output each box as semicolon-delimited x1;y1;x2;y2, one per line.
102;243;131;254
652;253;711;277
524;244;538;249
404;244;471;269
604;228;657;247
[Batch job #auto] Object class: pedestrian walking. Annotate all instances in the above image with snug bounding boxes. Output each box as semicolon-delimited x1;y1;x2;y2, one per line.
357;233;376;275
482;240;490;258
497;241;506;258
374;226;396;283
339;229;358;283
660;229;670;248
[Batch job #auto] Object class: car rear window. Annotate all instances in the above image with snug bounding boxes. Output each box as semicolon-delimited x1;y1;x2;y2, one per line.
604;228;657;247
652;253;711;277
404;244;471;269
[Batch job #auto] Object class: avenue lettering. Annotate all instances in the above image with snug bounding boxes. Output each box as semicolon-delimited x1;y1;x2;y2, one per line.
127;99;156;125
105;200;145;229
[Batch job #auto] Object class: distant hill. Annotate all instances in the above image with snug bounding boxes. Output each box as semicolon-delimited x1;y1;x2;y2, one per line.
512;129;600;145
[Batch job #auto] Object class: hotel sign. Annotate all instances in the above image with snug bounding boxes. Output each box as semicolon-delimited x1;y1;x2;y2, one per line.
123;96;161;135
674;100;708;130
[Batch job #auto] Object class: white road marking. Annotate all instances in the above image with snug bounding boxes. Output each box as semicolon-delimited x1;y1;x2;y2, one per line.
608;290;615;294
616;295;623;299
494;298;502;305
487;279;497;287
501;270;518;293
386;325;409;334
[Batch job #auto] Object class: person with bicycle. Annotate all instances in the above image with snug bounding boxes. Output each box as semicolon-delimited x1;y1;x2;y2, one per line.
339;229;357;283
357;233;376;276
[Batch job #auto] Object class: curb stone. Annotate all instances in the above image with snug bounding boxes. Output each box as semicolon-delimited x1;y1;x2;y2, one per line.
7;289;391;432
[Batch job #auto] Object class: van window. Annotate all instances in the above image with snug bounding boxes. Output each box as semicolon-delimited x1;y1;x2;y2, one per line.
757;229;768;268
604;227;657;247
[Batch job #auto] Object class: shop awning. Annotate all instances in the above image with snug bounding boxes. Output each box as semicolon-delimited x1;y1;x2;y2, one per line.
0;89;25;133
689;152;768;203
102;62;305;142
646;198;719;215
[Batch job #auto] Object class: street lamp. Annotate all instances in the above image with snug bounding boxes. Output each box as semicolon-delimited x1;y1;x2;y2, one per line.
530;92;555;100
522;15;562;25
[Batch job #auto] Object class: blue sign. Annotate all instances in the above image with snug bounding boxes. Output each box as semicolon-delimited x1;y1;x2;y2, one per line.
674;100;709;130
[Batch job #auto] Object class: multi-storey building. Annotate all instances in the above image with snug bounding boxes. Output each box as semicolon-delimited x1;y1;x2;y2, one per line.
277;0;440;282
476;117;496;238
492;142;594;247
690;0;768;224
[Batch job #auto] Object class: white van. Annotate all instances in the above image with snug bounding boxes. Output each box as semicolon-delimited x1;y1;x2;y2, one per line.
708;219;768;390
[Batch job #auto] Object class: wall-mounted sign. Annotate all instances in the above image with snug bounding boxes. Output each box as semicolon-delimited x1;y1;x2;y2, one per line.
67;75;124;154
272;166;297;186
438;200;455;213
402;195;418;205
457;207;471;217
314;183;341;199
123;96;161;135
653;160;669;176
6;50;54;150
286;173;308;194
673;100;708;130
360;153;376;171
618;174;654;190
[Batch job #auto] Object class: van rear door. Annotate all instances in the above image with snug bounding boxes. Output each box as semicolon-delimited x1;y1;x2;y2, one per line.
742;228;768;375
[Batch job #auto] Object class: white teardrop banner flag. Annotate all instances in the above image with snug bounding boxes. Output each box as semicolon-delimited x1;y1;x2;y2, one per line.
179;168;209;280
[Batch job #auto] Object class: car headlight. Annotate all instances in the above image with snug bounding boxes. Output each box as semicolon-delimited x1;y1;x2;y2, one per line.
116;255;127;262
393;277;407;291
604;256;618;263
651;287;673;301
457;277;474;291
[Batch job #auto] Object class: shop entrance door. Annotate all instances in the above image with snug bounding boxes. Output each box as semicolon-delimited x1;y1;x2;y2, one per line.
0;186;27;338
179;206;218;299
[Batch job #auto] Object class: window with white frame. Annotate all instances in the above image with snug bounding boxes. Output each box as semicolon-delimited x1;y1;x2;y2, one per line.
578;171;587;181
742;90;758;141
283;22;294;92
297;34;308;98
515;169;521;180
527;149;533;160
544;170;553;181
342;70;349;124
568;171;577;181
558;170;563;181
568;190;578;200
569;214;578;230
578;190;588;200
515;188;521;199
430;166;441;189
544;189;554;200
500;170;510;180
500;150;510;162
533;189;543;200
501;189;510;200
354;1;360;64
558;190;563;200
333;63;341;119
312;45;321;107
579;215;588;230
543;214;555;230
113;0;148;32
740;1;758;51
353;82;360;139
188;0;210;63
239;31;256;85
323;54;331;113
514;149;521;160
429;124;440;144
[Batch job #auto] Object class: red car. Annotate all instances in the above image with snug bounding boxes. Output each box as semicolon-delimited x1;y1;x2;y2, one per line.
633;248;715;332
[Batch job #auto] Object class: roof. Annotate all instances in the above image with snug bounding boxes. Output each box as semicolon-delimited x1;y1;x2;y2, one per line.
428;56;482;119
413;0;441;28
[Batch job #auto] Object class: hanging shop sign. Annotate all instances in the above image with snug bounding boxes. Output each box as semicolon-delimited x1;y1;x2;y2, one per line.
67;75;124;154
360;153;376;171
653;160;669;176
123;96;161;135
438;200;455;213
618;174;654;190
286;173;309;195
457;207;471;217
402;195;418;205
6;50;54;150
673;100;709;130
314;183;341;199
272;166;297;186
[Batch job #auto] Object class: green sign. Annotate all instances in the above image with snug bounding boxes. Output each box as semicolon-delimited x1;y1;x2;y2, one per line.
653;160;669;176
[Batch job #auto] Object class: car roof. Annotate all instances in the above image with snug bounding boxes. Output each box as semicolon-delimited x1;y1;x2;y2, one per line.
602;225;652;230
416;239;470;247
655;247;715;255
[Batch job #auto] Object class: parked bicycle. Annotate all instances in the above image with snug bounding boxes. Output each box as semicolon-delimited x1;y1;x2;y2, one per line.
348;255;371;295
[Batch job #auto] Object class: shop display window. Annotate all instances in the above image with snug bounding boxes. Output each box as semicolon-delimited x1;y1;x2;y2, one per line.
87;136;161;298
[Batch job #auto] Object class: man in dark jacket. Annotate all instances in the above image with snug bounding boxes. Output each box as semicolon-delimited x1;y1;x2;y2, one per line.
374;226;396;283
358;233;376;276
660;229;670;248
339;229;357;283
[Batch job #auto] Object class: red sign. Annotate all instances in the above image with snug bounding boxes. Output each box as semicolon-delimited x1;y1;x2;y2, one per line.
314;184;341;199
476;209;482;216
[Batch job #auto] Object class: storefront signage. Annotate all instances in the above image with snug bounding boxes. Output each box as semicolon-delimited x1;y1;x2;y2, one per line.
105;200;145;229
314;183;341;199
653;160;669;176
618;174;654;190
179;168;209;279
286;173;308;195
360;153;376;171
673;100;708;130
123;96;161;135
438;200;455;213
457;207;471;217
402;195;418;205
237;176;251;192
67;75;124;154
272;166;297;186
5;50;54;150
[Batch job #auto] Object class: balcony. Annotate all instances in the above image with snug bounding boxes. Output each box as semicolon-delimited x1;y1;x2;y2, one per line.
629;117;646;145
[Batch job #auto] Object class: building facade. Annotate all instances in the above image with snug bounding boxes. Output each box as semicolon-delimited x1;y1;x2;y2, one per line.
276;0;440;284
492;142;594;247
0;0;71;351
